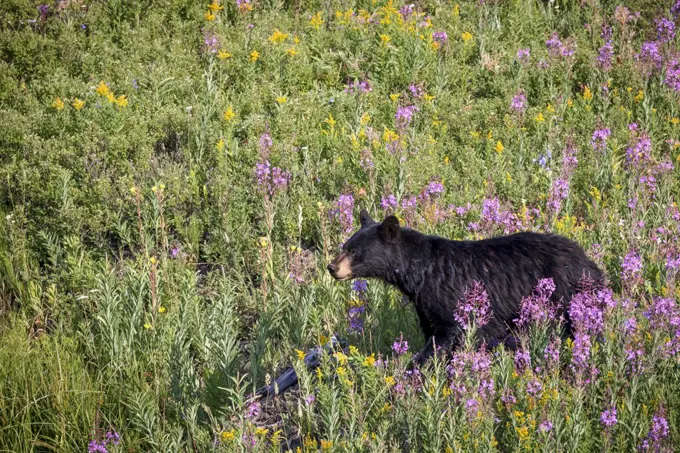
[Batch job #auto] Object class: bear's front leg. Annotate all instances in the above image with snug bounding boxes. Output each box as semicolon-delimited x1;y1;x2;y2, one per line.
407;327;460;369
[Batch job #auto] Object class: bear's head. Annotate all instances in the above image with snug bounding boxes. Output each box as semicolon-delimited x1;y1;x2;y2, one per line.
327;209;401;281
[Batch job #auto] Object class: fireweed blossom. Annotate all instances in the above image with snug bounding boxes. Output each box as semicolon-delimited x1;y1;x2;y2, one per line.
591;128;611;152
258;133;273;155
344;79;372;95
516;47;530;63
453;281;491;329
329;193;355;234
254;160;291;196
546;32;576;58
245;401;261;419
510;92;527;114
664;59;680;92
432;31;448;46
638;408;670;452
381;194;398;212
392;334;409;355
621;251;643;287
626;132;652;169
600;407;618;428
636;41;663;75
408;83;425;99
395;105;419;128
656;17;676;43
202;28;220;54
514;278;557;328
597;41;614;70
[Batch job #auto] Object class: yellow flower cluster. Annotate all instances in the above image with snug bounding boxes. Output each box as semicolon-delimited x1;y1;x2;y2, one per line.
95;81;128;108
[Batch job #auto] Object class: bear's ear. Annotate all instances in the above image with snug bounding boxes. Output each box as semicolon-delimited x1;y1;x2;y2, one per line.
378;215;400;241
359;209;374;228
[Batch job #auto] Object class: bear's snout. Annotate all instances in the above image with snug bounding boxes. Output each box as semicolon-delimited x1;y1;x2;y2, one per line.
327;252;352;280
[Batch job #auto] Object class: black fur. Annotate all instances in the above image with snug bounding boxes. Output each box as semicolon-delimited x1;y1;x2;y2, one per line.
329;210;603;365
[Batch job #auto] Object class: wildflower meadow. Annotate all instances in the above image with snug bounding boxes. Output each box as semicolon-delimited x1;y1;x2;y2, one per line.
2;0;680;451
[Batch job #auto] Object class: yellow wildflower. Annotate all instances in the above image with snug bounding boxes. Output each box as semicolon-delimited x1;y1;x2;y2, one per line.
567;97;573;107
470;130;480;139
249;50;260;62
453;4;460;16
255;427;269;436
315;367;323;378
271;430;283;444
334;351;348;364
360;112;371;125
52;97;65;110
223;106;235;121
583;86;592;101
325;114;336;128
320;440;333;450
310;11;323;29
487;130;493;139
546;103;555;113
349;345;359;355
204;11;215;21
285;47;298;57
221;430;235;442
671;117;680;125
216;139;225;151
207;0;222;11
431;41;441;50
535;112;545;123
461;31;473;42
116;95;128;107
362;354;376;367
380;34;391;45
72;98;85;110
268;29;289;44
635;89;644;103
144;323;152;329
96;81;110;96
389;93;400;102
258;237;268;248
106;92;115;103
159;306;166;313
495;140;504;153
384;376;395;386
275;96;287;104
294;35;300;44
218;50;232;59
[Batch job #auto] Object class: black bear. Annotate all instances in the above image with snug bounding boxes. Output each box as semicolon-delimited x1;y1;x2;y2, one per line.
327;209;603;365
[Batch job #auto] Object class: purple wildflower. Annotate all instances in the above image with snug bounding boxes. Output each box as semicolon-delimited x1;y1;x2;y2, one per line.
347;304;365;333
591;128;611;152
132;79;139;90
395;105;419;128
621;251;643;286
465;398;479;419
600;407;618;428
638;408;670;452
399;4;415;19
454;281;491;329
344;79;372;94
432;31;448;45
526;378;543;396
515;278;557;327
597;41;614;70
547;178;569;214
514;349;531;373
516;48;530;63
426;181;444;196
170;246;180;258
37;5;48;20
673;0;680;17
105;432;120;446
202;29;220;54
245;401;261;419
352;279;368;294
626;133;652;169
304;394;315;405
360;147;374;171
408;83;425;99
636;42;663;73
544;338;561;366
381;194;398;212
254;160;291;196
392;334;409;355
664;59;680;92
329;194;355;234
656;17;676;43
258;133;273;155
538;420;553;433
534;149;552;169
88;441;107;453
510;92;527;114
